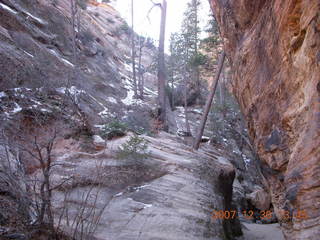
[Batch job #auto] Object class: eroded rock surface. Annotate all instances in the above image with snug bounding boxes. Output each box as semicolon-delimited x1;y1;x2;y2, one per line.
210;0;320;239
46;132;241;240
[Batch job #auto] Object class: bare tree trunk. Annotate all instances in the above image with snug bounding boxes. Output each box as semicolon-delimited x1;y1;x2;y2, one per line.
183;37;191;135
169;43;175;108
171;76;174;108
193;51;225;150
141;73;145;98
184;75;191;134
158;0;168;130
131;0;138;97
138;36;144;98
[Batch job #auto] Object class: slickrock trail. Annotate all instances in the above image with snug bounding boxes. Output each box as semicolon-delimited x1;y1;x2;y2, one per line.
46;132;240;240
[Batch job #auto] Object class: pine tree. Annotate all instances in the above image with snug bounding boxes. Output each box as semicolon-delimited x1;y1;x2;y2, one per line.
182;0;202;99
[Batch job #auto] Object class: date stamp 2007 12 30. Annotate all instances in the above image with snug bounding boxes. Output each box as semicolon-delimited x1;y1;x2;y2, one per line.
211;209;309;221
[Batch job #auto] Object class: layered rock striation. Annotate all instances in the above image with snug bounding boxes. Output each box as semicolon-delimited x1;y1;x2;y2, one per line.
210;0;320;239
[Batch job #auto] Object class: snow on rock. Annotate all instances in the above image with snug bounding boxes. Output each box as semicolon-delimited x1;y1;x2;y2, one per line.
123;62;133;73
98;107;114;118
242;153;251;170
56;86;84;96
94;124;105;129
144;87;157;96
40;108;52;113
22;50;34;58
12;102;22;114
121;89;135;105
49;49;74;67
107;97;117;104
121;89;143;106
133;184;151;192
0;91;7;98
0;3;18;14
143;203;152;209
25;11;47;25
114;192;123;197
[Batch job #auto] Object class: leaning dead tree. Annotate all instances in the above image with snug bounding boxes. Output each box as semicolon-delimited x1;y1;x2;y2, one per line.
193;51;225;150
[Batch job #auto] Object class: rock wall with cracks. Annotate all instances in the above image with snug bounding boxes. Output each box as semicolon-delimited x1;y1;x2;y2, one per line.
209;0;320;239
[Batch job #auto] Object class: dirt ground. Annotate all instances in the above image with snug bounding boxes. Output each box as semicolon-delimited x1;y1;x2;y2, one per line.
242;223;284;240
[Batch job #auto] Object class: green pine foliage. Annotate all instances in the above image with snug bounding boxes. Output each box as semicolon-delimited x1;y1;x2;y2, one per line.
117;135;149;161
102;121;128;140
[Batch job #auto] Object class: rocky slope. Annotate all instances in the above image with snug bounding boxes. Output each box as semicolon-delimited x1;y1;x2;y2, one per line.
0;0;165;128
210;0;320;239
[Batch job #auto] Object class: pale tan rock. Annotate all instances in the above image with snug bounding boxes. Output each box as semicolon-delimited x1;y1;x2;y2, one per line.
210;0;320;239
93;135;105;150
247;187;271;211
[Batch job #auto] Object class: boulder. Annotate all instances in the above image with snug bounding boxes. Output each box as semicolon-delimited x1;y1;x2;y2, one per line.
93;135;105;150
247;187;271;211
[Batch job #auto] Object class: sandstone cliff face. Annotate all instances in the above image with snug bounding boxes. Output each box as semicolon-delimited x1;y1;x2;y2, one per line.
210;0;320;239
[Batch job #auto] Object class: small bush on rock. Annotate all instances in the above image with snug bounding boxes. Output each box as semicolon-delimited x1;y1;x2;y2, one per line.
102;121;128;140
117;135;149;161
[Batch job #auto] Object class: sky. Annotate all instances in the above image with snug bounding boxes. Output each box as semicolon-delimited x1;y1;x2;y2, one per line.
108;0;211;51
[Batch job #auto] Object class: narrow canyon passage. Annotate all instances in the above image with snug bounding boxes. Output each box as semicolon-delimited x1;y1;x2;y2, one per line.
0;0;318;239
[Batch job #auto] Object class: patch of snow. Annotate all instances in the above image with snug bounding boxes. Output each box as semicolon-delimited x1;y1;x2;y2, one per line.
114;192;123;197
22;50;34;58
143;204;152;209
121;89;143;106
107;97;117;104
30;99;43;106
61;58;75;67
41;108;52;113
122;89;134;105
242;154;251;170
123;62;133;73
56;87;66;94
144;87;157;95
133;184;150;192
12;103;22;114
94;124;105;129
98;107;112;117
192;109;203;114
86;94;115;118
12;87;32;93
25;12;46;25
56;86;84;96
93;135;105;144
49;49;74;67
0;3;18;14
0;92;7;98
202;136;210;141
